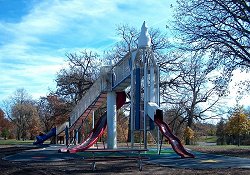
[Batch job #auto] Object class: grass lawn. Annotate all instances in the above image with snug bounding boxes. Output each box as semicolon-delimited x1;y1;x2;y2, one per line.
204;136;217;142
198;136;217;143
0;139;50;145
188;144;250;150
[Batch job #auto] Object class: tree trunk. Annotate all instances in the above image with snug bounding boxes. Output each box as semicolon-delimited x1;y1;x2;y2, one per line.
185;117;193;145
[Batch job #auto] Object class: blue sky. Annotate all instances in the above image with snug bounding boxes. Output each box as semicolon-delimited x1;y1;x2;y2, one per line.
0;0;175;102
1;0;249;114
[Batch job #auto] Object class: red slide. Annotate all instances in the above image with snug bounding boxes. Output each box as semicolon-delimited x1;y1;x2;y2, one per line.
59;91;126;153
60;113;107;153
154;110;195;158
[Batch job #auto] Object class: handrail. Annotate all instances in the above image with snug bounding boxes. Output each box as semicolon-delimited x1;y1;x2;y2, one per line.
69;53;132;128
69;76;109;127
112;54;131;88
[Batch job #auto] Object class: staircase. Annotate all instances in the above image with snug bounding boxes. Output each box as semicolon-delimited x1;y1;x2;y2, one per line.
69;53;132;130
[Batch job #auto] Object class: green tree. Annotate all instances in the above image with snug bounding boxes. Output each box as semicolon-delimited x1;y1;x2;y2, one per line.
1;128;10;140
216;118;226;145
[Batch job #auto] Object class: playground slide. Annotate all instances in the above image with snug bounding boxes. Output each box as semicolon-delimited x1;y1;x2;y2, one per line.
59;91;126;153
60;113;107;153
154;110;195;158
33;127;56;145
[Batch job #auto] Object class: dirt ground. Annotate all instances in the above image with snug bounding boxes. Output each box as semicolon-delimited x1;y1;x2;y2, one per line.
0;145;250;175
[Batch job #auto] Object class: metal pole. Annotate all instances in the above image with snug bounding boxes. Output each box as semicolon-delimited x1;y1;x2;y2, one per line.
150;62;155;102
157;65;160;154
143;49;148;149
130;55;135;148
92;111;95;129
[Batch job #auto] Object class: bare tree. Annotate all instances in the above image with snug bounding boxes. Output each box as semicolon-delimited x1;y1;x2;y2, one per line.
164;106;186;137
55;50;100;105
161;53;225;144
104;24;171;64
173;0;250;75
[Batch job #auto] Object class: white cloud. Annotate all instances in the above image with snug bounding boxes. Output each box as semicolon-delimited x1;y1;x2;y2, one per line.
226;70;250;106
0;0;175;101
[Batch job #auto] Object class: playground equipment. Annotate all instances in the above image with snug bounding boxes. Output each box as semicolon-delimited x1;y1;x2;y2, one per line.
59;92;126;153
153;109;195;158
33;122;69;145
60;22;194;158
33;127;56;145
59;113;107;153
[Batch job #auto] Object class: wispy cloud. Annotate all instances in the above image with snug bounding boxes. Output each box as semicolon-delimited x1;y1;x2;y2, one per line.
0;0;174;102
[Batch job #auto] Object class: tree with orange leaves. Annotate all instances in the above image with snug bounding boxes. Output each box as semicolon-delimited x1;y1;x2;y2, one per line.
37;95;70;133
0;108;13;139
225;106;250;146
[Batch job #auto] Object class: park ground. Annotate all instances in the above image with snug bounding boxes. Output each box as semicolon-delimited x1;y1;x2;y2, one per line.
0;141;250;175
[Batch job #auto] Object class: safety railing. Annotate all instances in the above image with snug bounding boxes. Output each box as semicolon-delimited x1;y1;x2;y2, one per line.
112;54;131;88
69;54;132;128
69;75;109;127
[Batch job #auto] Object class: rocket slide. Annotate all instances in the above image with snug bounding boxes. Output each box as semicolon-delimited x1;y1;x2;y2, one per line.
154;109;195;158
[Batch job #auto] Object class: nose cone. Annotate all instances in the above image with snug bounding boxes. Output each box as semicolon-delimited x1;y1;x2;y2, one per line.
138;21;151;49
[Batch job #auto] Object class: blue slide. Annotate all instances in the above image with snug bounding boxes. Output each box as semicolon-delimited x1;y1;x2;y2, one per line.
33;127;56;145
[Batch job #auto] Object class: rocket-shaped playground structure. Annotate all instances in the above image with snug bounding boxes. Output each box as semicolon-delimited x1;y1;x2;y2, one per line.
55;22;194;158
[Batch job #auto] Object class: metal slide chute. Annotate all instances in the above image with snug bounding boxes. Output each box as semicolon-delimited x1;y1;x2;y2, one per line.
147;102;195;158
